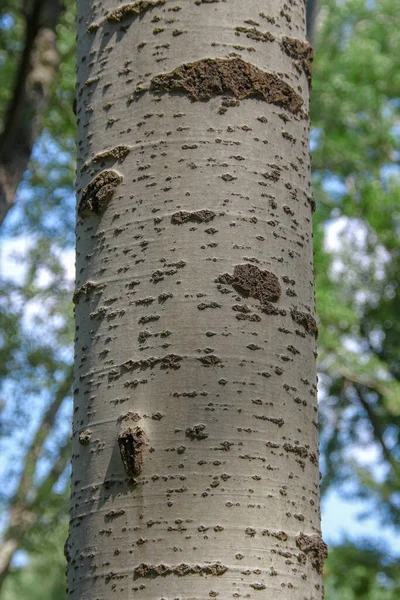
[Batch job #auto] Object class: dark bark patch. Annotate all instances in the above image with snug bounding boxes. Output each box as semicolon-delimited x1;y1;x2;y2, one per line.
134;562;227;578
186;423;208;440
262;168;281;182
117;412;147;478
106;0;166;24
290;307;318;337
160;353;183;369
253;415;284;427
235;26;275;43
78;170;122;218
259;302;286;316
283;443;308;458
217;264;281;304
105;509;125;520
73;281;100;304
280;37;314;86
151;58;303;114
250;582;266;590
171;209;216;224
121;353;182;372
198;301;221;310
296;533;328;574
88;145;132;167
306;193;316;212
262;530;288;541
198;354;222;367
78;429;92;445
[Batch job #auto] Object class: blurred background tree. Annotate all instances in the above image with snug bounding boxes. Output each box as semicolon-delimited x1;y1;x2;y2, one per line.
0;0;398;598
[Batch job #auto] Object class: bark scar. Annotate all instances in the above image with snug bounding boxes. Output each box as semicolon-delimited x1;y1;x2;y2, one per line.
117;412;147;478
217;263;281;304
290;306;318;337
78;169;123;218
151;58;304;114
171;209;216;224
296;533;328;574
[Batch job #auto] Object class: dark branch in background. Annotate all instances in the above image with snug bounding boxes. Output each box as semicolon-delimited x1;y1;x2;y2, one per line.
306;0;319;46
0;0;63;226
353;385;400;477
0;365;73;590
361;318;400;384
338;369;399;476
10;364;73;508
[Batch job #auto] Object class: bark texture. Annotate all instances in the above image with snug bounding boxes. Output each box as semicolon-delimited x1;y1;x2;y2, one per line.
0;0;63;225
69;1;325;598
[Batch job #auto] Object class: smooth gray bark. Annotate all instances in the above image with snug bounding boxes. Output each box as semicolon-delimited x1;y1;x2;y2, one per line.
68;1;325;598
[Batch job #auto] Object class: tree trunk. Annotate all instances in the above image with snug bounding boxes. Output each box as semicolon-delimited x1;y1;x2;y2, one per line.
68;1;326;598
306;0;319;45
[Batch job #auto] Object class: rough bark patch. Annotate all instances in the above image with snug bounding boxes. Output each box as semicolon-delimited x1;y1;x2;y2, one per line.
78;429;92;445
121;353;183;372
296;533;328;574
262;529;288;541
283;443;308;458
250;583;266;590
107;0;165;23
134;562;228;578
78;169;122;218
198;354;222;367
235;26;275;43
186;423;208;440
73;280;99;304
151;58;303;114
171;209;216;224
87;0;165;32
290;307;318;337
259;301;286;316
117;412;147;477
89;145;132;166
280;37;313;86
217;264;281;304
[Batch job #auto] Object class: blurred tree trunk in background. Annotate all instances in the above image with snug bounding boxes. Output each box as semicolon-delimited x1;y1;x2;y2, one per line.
306;0;319;45
68;1;325;598
0;0;63;225
0;366;73;591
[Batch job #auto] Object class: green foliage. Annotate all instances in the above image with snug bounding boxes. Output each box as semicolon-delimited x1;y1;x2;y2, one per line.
0;1;75;592
312;0;400;524
2;514;68;600
324;541;400;600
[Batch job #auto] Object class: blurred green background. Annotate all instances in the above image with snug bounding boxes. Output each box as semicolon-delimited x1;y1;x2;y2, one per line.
0;1;399;598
